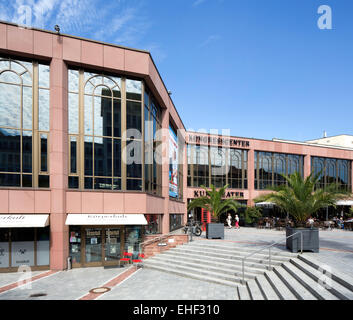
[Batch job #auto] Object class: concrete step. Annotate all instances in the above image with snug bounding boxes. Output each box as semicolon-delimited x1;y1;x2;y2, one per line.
169;246;288;265
159;250;274;272
298;255;353;294
143;260;240;288
255;274;280;300
281;262;338;300
188;240;297;258
144;259;246;285
273;265;317;300
290;258;353;300
246;280;264;300
237;285;251;300
264;270;297;300
148;255;259;280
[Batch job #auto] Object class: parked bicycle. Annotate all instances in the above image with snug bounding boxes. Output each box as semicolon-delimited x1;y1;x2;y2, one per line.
183;220;202;236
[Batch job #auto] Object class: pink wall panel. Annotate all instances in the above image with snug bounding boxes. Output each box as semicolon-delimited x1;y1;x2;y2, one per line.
34;191;51;213
0;24;7;49
0;190;9;213
66;192;82;214
33;31;52;57
7;25;33;54
8;190;35;213
81;41;104;67
82;192;104;213
103;193;125;214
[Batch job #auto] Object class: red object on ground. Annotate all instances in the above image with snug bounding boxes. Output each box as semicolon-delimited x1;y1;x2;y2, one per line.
201;208;211;231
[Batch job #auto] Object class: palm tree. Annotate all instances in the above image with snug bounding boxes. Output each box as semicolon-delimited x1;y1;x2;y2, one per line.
188;184;243;223
254;172;350;228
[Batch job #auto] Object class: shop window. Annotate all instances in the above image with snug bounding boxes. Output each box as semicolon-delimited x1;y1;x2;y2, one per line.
0;228;10;268
169;214;183;232
69;226;81;264
36;226;50;266
124;226;142;260
144;214;162;235
11;228;35;267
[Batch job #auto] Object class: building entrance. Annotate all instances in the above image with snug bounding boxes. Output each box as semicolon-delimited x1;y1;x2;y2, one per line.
69;226;140;268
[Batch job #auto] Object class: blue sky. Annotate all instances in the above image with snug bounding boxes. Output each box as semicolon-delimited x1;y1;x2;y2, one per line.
1;0;353;141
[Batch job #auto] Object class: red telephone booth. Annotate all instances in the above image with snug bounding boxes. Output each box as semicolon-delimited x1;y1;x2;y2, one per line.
201;208;211;231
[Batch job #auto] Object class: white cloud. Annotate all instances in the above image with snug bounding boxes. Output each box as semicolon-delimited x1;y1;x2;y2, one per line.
200;35;220;48
193;0;206;7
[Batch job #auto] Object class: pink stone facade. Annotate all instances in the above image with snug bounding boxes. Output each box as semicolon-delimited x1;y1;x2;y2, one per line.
0;22;186;271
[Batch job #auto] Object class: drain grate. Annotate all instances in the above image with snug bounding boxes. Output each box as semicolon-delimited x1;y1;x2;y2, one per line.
29;293;47;298
89;287;111;294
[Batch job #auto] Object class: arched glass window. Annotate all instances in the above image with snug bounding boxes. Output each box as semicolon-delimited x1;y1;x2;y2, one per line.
0;57;50;188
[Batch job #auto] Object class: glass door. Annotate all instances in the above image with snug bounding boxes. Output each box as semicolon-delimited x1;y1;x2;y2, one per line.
84;228;102;266
103;228;121;265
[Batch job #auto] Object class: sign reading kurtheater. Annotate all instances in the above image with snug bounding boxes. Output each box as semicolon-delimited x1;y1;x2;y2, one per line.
193;190;244;199
188;134;250;148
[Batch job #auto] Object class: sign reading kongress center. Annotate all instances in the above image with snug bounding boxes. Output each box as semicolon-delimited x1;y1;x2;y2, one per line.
169;126;178;198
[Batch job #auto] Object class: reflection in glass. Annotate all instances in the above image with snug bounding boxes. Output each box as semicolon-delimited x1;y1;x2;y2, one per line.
126;79;142;101
22;174;32;187
94;137;112;177
22;131;32;173
40;134;48;172
39;89;50;131
69;176;79;189
69;93;79;134
38;64;50;88
84;136;93;175
113;139;121;177
23;86;32;130
126;101;141;132
113;100;121;137
70;136;77;174
0;129;20;172
94;177;112;190
94;96;112;137
38;175;49;188
0;71;21;84
84;95;93;135
69;226;81;264
0;173;20;187
0;83;21;128
124;226;142;260
85;228;102;263
105;228;121;261
68;69;79;93
126;140;142;178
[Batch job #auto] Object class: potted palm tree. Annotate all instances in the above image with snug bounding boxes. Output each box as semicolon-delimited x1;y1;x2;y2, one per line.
188;184;242;239
254;172;349;253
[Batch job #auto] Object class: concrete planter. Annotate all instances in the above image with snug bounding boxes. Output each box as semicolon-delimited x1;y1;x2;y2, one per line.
206;223;224;239
286;227;319;253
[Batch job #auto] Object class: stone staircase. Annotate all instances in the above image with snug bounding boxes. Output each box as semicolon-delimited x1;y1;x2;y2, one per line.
143;239;353;300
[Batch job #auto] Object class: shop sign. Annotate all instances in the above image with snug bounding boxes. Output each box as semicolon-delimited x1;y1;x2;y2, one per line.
188;134;250;148
193;190;244;199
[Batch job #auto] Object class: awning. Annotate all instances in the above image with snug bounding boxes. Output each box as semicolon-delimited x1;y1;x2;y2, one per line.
65;214;148;226
336;200;353;206
255;202;275;208
0;215;49;228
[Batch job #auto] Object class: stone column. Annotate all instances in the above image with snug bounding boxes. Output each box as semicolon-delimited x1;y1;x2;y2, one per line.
49;35;69;270
161;108;170;234
304;154;311;178
247;149;255;207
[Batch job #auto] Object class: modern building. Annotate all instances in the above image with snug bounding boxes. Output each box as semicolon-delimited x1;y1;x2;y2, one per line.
0;21;352;273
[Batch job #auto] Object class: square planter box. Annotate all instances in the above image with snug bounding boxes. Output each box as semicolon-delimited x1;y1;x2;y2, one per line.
286;227;319;253
206;223;224;239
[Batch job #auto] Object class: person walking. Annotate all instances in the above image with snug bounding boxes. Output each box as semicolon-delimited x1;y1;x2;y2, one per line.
226;213;232;229
235;214;240;230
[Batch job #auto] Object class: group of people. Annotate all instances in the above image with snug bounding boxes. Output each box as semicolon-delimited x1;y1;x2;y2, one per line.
226;214;240;229
307;216;345;229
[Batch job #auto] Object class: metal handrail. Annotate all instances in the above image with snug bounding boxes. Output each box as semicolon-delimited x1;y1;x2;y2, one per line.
139;230;181;254
241;231;303;285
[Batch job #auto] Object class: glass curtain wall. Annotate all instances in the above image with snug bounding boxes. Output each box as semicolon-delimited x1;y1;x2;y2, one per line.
0;57;50;188
311;156;352;191
187;144;248;189
254;151;304;190
68;68;162;195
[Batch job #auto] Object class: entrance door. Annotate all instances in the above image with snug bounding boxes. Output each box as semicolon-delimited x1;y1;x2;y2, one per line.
84;228;102;266
103;228;121;266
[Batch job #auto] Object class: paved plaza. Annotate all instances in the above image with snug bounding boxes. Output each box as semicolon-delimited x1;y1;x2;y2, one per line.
0;227;352;300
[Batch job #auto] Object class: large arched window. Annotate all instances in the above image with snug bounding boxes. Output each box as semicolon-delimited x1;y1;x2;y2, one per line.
0;57;50;188
68;69;147;192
